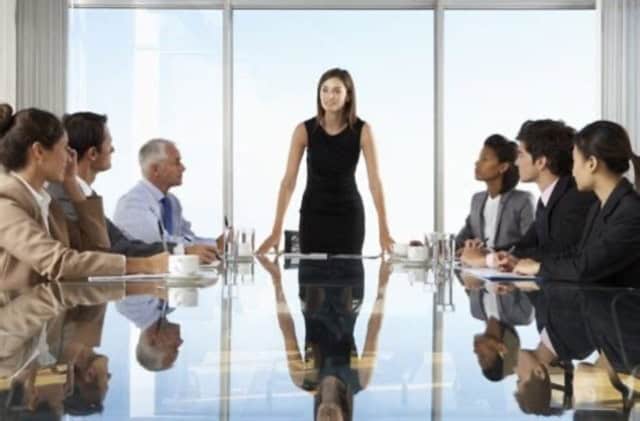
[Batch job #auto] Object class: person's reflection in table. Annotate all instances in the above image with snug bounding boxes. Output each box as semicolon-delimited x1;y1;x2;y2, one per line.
258;256;390;421
116;294;183;372
0;281;165;418
579;289;640;413
513;284;594;415
459;272;533;382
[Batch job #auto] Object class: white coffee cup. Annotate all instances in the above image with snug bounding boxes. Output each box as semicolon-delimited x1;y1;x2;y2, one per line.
237;242;253;257
392;243;409;257
408;268;427;283
169;255;200;276
169;287;198;307
407;245;428;262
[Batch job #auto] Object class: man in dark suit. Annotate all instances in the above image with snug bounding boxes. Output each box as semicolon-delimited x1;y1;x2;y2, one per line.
514;284;595;415
462;119;596;268
48;112;218;261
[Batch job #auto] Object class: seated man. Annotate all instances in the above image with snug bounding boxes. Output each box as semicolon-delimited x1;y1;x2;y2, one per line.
116;296;183;372
48;113;217;262
514;285;594;415
113;138;222;251
462;119;596;268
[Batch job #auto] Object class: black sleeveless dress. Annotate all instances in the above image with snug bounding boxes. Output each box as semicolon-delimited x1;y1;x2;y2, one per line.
298;259;365;395
299;117;366;254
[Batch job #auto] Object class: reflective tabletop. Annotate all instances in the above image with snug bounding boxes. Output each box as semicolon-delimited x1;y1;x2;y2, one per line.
2;257;639;420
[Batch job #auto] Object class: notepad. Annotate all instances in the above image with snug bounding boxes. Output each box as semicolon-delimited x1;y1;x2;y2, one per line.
88;272;217;282
88;274;168;282
461;268;540;291
281;253;329;260
462;267;541;282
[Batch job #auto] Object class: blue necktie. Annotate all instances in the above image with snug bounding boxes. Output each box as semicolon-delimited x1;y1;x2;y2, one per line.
160;197;173;236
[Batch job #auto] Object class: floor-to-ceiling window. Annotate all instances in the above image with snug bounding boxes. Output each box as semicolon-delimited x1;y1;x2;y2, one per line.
441;10;599;417
66;3;600;418
67;9;224;418
443;10;599;234
68;8;224;237
233;10;434;253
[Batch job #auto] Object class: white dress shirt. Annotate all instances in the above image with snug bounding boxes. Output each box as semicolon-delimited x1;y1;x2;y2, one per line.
483;194;501;248
541;327;558;357
11;172;52;233
482;291;500;320
76;176;94;196
540;178;559;207
113;178;214;246
116;295;165;330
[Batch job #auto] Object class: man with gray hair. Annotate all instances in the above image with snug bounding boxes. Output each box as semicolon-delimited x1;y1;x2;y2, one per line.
113;138;220;250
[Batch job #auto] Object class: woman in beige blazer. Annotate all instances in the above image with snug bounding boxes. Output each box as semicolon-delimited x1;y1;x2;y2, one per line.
0;104;167;291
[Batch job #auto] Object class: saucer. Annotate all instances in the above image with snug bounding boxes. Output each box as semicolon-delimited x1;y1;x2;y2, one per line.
166;272;218;287
167;272;201;279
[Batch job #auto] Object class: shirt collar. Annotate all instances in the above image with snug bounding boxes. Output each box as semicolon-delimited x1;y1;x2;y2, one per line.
486;193;501;203
540;178;559;207
76;176;94;196
141;178;166;202
10;172;52;211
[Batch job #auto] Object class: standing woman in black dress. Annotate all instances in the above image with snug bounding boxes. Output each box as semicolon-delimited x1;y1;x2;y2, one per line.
257;68;394;255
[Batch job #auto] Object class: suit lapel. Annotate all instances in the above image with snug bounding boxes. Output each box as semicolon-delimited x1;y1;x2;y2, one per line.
476;192;488;240
601;178;632;219
5;175;40;217
546;176;570;213
580;179;633;248
493;191;512;245
543;176;571;238
48;204;69;245
578;204;598;249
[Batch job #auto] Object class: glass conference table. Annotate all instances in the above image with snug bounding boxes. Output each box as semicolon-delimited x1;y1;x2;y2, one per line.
2;256;640;420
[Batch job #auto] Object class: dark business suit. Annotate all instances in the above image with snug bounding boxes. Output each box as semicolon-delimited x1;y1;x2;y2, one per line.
534;284;595;362
47;182;176;257
512;176;596;260
582;289;640;374
539;178;640;286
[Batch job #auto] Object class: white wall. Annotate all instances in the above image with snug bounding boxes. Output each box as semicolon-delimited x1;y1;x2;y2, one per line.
0;0;16;107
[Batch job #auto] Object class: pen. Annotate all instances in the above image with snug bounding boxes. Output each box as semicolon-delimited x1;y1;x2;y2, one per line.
489;245;516;257
223;216;231;257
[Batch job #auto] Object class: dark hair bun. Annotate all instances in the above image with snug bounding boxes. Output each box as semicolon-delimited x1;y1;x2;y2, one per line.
0;103;14;135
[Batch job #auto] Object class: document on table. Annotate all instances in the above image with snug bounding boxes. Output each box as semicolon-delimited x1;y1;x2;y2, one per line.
89;272;217;282
281;253;329;260
89;274;168;282
462;268;541;282
462;268;540;291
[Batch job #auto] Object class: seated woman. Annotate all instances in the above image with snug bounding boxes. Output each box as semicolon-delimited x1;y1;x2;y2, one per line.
0;104;166;292
456;134;534;251
513;121;640;286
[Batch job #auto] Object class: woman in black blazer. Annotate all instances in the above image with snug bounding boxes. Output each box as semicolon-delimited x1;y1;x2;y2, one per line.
515;121;640;286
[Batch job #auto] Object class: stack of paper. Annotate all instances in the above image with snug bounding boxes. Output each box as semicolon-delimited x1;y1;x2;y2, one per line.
461;268;540;291
462;267;541;281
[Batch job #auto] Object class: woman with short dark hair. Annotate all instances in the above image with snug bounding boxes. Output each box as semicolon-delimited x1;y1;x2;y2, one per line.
456;134;535;251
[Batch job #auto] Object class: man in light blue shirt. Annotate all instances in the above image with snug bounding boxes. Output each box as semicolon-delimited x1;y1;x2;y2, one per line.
113;138;219;249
